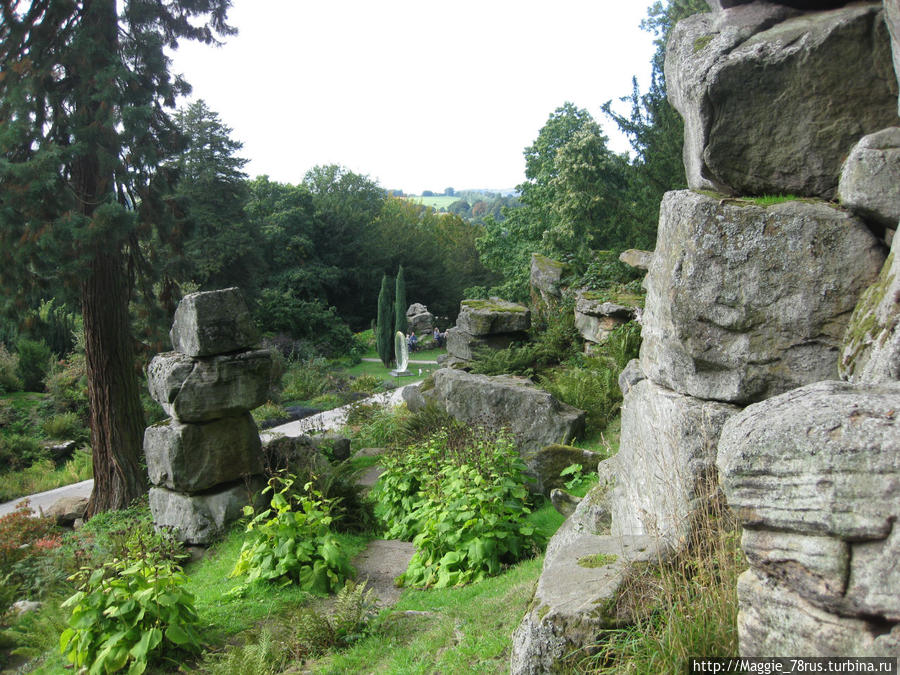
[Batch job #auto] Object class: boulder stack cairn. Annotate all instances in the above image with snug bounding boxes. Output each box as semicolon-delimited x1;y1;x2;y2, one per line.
145;288;273;545
444;298;530;363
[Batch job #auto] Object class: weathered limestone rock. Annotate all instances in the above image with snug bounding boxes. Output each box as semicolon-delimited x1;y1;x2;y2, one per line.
718;380;900;539
147;349;273;423
887;0;900;113
510;525;666;675
519;444;605;495
617;358;645;397
170;288;258;357
455;298;530;335
149;478;265;546
610;376;739;542
443;327;526;362
144;413;263;493
840;236;900;383
530;253;567;305
738;570;900;657
574;293;636;345
718;380;900;653
641;191;885;403
838;127;900;229
618;249;653;271
405;303;434;334
430;369;585;453
260;434;332;478
549;489;581;518
667;3;898;197
43;496;88;527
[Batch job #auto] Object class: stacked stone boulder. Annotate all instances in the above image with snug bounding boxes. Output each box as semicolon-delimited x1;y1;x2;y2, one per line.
512;2;897;671
573;292;636;349
145;288;272;545
405;302;434;334
444;298;530;362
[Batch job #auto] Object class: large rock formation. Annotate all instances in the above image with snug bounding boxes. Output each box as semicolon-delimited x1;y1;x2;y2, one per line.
169;287;259;357
667;2;898;198
530;253;567;309
610;376;739;542
444;298;530;362
640;190;885;404
405;303;434;334
839;236;900;384
888;0;900;112
838;127;900;230
430;368;584;455
147;349;272;422
717;380;900;655
146;289;271;545
573;293;636;347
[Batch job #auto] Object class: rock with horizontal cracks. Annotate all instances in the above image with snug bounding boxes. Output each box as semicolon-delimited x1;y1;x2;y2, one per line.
149;477;266;546
147;349;273;423
144;413;264;493
169;287;258;357
838;127;900;230
641;190;885;403
430;368;585;455
667;3;898;197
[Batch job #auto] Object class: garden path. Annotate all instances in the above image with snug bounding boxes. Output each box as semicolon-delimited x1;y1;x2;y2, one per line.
0;383;422;518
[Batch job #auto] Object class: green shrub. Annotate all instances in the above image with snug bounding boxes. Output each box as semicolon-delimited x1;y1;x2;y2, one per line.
194;629;287;675
0;344;22;393
0;500;59;576
60;555;203;674
349;374;381;395
540;322;642;434
0;434;47;473
251;401;289;425
230;475;354;595
309;393;345;411
374;426;542;588
281;358;330;401
44;352;88;419
346;404;411;450
42;411;88;441
15;338;52;392
290;580;379;658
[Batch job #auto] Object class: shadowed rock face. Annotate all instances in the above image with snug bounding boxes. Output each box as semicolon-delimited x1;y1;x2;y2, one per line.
840;235;900;384
668;3;898;198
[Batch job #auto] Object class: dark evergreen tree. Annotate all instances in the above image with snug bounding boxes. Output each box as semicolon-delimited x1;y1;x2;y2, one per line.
394;266;408;337
375;275;394;368
172;100;261;296
0;0;234;516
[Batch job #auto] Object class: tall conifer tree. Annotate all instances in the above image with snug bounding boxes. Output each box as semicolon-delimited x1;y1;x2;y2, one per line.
0;1;234;516
375;275;394;368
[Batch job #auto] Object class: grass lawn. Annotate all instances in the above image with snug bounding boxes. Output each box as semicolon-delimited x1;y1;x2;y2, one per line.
339;359;440;383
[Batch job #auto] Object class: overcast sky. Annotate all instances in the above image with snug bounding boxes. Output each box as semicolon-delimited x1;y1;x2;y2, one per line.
169;1;659;194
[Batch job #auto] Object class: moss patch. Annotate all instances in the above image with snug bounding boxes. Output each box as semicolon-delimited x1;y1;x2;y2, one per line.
461;299;528;313
577;553;618;569
693;34;714;53
840;252;896;378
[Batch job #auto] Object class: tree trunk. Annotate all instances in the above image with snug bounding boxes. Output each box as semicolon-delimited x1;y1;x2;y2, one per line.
78;0;147;517
82;249;148;517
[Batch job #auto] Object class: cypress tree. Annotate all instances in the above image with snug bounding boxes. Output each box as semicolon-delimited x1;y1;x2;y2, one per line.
375;275;394;368
394;265;408;337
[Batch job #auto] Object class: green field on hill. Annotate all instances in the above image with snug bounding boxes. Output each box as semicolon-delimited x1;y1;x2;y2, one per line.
409;195;458;210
